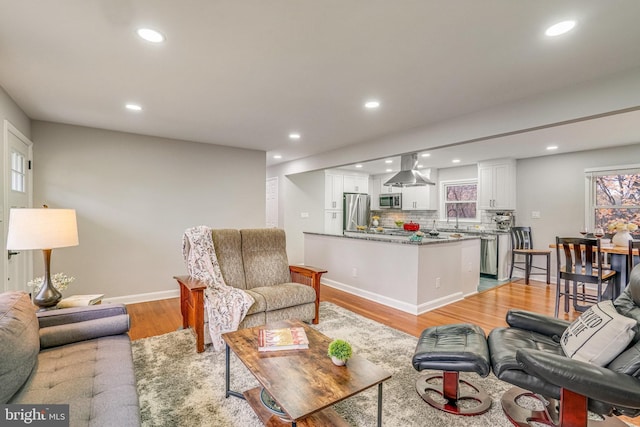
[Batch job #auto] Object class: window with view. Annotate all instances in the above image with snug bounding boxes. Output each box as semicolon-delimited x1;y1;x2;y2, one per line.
587;166;640;237
441;180;478;221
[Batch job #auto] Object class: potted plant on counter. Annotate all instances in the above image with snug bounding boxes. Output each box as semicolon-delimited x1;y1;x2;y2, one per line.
328;339;352;366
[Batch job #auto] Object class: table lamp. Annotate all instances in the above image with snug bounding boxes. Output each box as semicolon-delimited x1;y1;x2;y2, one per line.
6;207;79;308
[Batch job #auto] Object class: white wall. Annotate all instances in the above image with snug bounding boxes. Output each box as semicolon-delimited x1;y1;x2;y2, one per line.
32;121;266;302
281;170;324;264
517;142;640;277
0;86;30;139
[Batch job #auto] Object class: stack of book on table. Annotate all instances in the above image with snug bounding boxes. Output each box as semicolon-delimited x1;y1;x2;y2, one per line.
258;326;309;352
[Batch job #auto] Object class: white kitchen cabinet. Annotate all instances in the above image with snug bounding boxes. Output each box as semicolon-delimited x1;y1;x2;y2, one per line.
478;159;516;210
343;173;369;193
401;169;438;210
324;210;343;235
379;173;397;194
324;171;344;210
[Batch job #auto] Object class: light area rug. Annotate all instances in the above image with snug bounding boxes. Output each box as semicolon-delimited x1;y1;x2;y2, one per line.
131;302;547;426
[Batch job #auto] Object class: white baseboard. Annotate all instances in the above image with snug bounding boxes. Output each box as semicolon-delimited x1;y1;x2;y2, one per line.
322;279;464;315
104;289;180;305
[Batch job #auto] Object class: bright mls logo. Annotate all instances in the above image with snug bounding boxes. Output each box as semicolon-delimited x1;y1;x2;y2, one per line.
1;405;69;426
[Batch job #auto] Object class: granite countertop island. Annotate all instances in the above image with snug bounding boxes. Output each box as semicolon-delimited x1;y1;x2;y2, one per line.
303;230;481;315
306;230;480;245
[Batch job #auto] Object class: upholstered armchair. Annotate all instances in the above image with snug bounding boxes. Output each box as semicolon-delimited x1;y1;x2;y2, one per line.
487;264;640;427
175;228;326;352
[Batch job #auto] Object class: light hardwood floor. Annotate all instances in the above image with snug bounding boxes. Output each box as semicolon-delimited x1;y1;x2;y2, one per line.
126;279;638;426
127;278;577;341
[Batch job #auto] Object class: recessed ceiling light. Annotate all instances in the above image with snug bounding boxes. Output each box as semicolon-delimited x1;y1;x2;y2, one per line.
364;100;380;109
289;132;301;140
385;168;393;173
137;28;165;43
547;145;559;150
545;20;576;37
273;154;282;159
421;153;431;158
452;159;461;164
355;164;363;168
385;159;393;164
125;103;142;111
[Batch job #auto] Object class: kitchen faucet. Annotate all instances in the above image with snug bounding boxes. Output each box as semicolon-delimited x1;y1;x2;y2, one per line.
447;207;459;229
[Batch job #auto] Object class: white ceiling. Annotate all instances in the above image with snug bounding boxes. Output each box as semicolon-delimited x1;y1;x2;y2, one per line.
1;1;640;169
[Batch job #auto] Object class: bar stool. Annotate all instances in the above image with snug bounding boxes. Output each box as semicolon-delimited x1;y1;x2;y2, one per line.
509;227;550;284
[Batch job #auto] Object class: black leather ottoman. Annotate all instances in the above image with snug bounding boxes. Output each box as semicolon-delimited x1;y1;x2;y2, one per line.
412;323;492;415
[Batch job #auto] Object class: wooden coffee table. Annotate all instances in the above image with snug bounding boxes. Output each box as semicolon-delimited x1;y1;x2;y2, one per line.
222;319;391;426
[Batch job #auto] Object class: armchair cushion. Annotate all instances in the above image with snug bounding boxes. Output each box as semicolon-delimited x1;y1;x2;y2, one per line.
0;292;39;403
241;229;291;288
249;283;316;311
506;309;570;339
211;229;246;289
561;300;637;366
607;340;640;376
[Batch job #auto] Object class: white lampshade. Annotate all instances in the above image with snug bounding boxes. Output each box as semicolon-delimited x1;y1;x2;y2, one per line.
6;208;79;250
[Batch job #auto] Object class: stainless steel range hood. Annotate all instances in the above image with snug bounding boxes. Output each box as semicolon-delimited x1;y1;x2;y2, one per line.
384;153;435;187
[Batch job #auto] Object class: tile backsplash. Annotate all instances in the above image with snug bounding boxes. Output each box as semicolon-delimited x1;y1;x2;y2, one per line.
371;209;507;230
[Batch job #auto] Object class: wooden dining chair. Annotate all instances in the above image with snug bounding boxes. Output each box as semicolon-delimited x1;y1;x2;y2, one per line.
555;237;617;317
509;227;550;284
629;239;640;277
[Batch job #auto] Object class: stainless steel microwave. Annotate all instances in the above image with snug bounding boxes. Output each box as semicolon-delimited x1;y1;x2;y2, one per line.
379;193;401;209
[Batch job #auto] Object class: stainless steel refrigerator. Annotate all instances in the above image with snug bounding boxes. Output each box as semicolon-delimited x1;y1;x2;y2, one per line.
343;193;371;232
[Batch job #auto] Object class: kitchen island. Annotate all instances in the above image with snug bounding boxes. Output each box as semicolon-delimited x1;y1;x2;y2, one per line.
304;231;481;315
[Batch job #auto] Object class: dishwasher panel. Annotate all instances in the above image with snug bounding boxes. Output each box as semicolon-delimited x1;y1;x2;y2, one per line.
480;235;498;277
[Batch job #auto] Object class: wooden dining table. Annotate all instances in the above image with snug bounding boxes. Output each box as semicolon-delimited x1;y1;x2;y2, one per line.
550;242;639;300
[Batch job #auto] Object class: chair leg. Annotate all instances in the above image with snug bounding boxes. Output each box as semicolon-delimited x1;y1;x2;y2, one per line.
525;254;531;285
509;251;516;281
546;254;550;284
554;276;561;317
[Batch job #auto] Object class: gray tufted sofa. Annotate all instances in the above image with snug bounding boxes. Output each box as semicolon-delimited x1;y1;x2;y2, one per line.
0;291;140;426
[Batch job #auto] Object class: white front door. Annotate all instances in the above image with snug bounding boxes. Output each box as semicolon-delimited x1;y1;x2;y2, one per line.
3;121;33;292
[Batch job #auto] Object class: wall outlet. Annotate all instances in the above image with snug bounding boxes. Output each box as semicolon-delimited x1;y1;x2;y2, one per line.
435;277;441;288
352;268;358;278
300;212;309;218
531;211;541;219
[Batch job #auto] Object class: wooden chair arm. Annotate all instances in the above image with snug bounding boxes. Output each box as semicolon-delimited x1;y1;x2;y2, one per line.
174;275;206;352
289;265;327;325
174;275;207;291
289;265;328;277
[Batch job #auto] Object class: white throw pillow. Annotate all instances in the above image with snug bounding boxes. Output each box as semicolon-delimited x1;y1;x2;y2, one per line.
561;300;637;366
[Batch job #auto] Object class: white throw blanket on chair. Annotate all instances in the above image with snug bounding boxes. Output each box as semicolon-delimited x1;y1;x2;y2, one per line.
182;226;254;351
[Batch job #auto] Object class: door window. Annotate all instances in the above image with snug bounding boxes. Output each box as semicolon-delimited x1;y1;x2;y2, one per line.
11;150;26;193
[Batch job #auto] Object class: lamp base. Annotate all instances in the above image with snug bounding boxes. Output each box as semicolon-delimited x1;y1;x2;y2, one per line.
33;249;62;308
34;281;62;308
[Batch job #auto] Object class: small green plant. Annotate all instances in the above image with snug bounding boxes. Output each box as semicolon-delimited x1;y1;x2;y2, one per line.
327;339;352;361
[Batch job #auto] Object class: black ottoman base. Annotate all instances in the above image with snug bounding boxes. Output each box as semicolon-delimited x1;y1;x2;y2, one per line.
416;371;491;416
